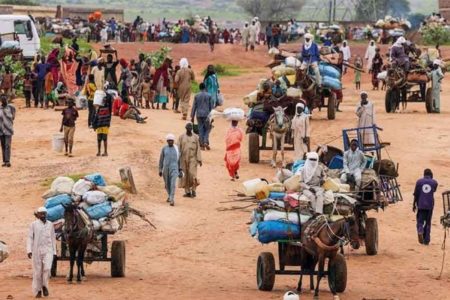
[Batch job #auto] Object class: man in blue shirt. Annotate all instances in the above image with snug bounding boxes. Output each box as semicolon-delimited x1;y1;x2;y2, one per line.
35;57;49;108
191;83;213;150
300;33;321;87
413;169;438;245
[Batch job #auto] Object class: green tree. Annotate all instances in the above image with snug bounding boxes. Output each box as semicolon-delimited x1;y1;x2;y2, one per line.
236;0;306;21
422;26;450;45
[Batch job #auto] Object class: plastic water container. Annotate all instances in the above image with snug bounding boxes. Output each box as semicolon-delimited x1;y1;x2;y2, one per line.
243;178;268;196
93;90;106;106
52;133;64;152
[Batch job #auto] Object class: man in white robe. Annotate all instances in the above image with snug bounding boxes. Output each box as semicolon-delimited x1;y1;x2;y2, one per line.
291;102;310;161
365;40;377;72
341;139;366;189
356;91;376;146
26;207;56;298
340;40;351;74
301;152;326;214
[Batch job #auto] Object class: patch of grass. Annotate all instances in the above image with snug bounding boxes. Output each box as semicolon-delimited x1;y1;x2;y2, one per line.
41;173;88;188
201;64;244;77
40;36;92;56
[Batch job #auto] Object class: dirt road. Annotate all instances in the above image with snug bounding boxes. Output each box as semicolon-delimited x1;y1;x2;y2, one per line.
0;42;449;300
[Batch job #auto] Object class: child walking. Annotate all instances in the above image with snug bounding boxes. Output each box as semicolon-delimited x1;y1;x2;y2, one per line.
60;99;79;157
93;93;112;157
354;55;363;90
85;74;97;128
140;76;153;109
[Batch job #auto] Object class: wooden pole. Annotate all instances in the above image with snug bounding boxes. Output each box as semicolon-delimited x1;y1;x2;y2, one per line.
119;167;137;194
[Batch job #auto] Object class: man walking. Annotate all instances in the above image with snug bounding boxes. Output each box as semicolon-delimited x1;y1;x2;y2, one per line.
413;169;438;245
27;207;56;298
175;58;195;120
0;94;15;167
191;83;213;150
60;99;79;157
178;123;202;198
356;91;376;146
159;134;182;206
291;102;310;161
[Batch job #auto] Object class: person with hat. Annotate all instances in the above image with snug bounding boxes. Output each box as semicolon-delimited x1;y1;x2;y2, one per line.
356;91;376;146
300;33;321;86
291;102;310;161
413;169;438;245
60;98;79;157
340;139;366;190
178;122;202;197
429;59;444;113
26;207;56;298
0;94;15;167
159;134;182;206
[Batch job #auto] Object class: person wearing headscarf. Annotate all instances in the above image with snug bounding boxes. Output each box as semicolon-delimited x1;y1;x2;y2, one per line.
300;33;321;86
340;40;351;74
428;59;444;113
300;152;326;214
356;91;376;145
152;58;171;110
241;22;250;51
371;48;383;90
340;139;366;190
175;58;195;120
390;36;410;72
26;207;56;298
291;102;310;161
365;40;377;72
159;133;182;206
178;122;202;198
225;120;244;181
203;64;220;107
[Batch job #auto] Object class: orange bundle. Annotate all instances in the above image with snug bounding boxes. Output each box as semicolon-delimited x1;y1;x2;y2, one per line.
93;11;102;20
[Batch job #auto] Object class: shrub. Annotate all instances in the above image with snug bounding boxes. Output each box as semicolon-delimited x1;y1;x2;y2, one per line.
421;26;450;46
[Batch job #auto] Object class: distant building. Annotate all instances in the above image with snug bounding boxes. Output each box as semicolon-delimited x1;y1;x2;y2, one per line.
0;5;124;22
440;0;450;20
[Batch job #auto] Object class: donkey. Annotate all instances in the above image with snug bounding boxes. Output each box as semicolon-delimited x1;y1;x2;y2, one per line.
268;106;291;168
63;203;93;283
297;215;359;299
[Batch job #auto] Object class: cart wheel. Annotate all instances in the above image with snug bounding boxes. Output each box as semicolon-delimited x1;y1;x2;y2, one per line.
111;240;126;277
51;255;57;277
327;92;336;120
385;90;395;113
328;253;347;293
365;218;378;255
425;87;433;113
256;252;275;291
248;132;260;164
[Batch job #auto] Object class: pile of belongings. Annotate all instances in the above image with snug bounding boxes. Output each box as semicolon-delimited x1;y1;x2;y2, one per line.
42;173;128;235
247;167;357;244
374;16;411;30
0;241;8;263
314;62;342;90
209;107;245;121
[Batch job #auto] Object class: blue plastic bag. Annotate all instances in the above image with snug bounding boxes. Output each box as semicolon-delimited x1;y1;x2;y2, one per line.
257;220;301;244
292;160;305;174
322;76;342;90
318;62;341;79
85;202;112;220
85;173;106;186
269;192;286;200
44;194;72;209
47;204;65;222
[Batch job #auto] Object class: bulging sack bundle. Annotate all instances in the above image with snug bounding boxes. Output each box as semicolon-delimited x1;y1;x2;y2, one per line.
285;56;301;68
83;190;108;205
322;75;342;90
286;87;301;98
45;194;72;209
319;62;341;79
98;185;126;202
85;173;107;186
93;90;106;106
272;64;296;78
257;220;301;243
223;108;245;121
51;177;75;195
47;204;65;222
86;202;112;220
72;179;94;196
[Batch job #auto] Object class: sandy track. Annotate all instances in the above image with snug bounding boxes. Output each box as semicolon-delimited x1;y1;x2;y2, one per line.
0;42;449;300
